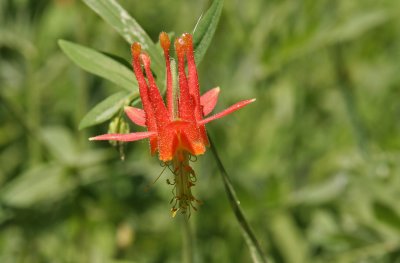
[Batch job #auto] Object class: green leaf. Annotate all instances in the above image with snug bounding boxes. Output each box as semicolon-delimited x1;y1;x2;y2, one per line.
79;91;133;130
373;201;400;232
0;164;73;208
327;10;389;43
40;126;114;167
209;135;268;263
58;40;136;92
289;174;348;206
270;212;309;263
192;0;224;64
41;126;78;165
81;0;164;77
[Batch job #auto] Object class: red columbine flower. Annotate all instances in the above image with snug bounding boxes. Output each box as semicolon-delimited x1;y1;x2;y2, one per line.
90;32;255;217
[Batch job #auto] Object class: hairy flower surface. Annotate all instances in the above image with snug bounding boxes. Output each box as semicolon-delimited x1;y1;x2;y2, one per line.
90;32;255;216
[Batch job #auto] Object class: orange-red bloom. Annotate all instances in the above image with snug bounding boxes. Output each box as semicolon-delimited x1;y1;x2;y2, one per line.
90;32;255;162
90;32;255;216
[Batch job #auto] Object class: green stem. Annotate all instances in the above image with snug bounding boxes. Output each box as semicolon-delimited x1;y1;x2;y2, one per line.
170;150;195;262
209;135;268;263
181;216;194;263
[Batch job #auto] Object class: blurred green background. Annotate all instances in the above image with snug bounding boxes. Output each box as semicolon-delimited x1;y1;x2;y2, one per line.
1;0;400;262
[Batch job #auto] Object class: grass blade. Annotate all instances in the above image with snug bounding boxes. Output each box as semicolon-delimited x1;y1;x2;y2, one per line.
79;91;135;130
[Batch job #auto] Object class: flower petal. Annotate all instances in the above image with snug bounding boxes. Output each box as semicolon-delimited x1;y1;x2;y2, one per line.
124;106;146;127
89;131;156;142
176;35;209;146
131;43;158;154
182;34;209;146
180;126;206;156
157;129;179;162
140;53;170;127
198;99;256;125
200;87;220;116
175;37;194;121
182;33;202;118
159;32;174;118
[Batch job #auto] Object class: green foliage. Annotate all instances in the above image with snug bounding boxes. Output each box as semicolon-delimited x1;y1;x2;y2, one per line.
78;91;132;130
1;0;400;262
192;0;224;64
59;40;137;92
82;0;165;77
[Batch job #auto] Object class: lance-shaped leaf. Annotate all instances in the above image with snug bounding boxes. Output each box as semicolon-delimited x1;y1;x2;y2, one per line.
0;164;72;208
79;91;134;130
59;40;137;92
82;0;164;78
192;0;224;64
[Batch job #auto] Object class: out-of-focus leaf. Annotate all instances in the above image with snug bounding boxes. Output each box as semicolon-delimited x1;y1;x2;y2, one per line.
75;149;114;168
308;211;339;247
270;212;309;263
192;0;224;64
0;124;21;146
0;28;37;57
327;10;389;43
263;10;390;77
58;40;136;92
373;201;400;232
79;91;133;130
0;145;21;181
290;174;348;206
0;164;73;207
41;126;114;167
81;0;164;76
41;126;78;165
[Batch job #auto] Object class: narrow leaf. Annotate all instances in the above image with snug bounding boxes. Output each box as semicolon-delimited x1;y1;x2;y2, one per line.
209;135;268;263
270;212;309;263
81;0;164;77
41;126;78;165
289;174;348;206
0;164;72;208
59;40;136;92
192;0;224;64
373;201;400;232
327;10;389;43
79;91;133;130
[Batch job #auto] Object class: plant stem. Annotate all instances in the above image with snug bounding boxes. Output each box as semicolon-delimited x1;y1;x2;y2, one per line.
181;216;194;263
170;150;195;262
209;135;268;263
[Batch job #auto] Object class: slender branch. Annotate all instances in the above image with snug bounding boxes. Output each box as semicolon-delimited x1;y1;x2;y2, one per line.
209;135;268;263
